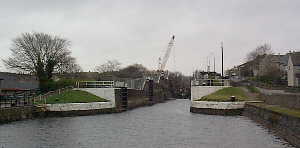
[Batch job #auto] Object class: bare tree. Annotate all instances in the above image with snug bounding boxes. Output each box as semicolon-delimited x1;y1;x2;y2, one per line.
259;55;283;79
95;60;121;73
57;57;82;74
247;43;273;61
3;32;78;85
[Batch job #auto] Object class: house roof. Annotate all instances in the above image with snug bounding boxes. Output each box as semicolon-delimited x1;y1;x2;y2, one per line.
290;52;300;66
266;54;288;66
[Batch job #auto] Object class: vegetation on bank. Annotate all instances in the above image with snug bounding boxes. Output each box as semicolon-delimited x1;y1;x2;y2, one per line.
250;103;300;118
38;90;108;104
246;85;260;93
196;87;249;102
40;79;77;92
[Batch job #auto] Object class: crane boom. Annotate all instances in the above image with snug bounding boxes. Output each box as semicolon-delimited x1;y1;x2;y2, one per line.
159;35;175;71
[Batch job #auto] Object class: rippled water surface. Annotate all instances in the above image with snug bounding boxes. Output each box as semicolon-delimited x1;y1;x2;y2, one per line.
0;100;294;148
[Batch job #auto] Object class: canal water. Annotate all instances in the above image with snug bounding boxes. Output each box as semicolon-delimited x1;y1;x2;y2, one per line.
0;100;294;148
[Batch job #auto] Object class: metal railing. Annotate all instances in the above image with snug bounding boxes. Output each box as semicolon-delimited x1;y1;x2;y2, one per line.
191;79;230;86
76;81;114;88
76;79;147;90
122;78;147;90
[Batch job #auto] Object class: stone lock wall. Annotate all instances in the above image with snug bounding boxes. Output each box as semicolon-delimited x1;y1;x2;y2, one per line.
243;103;300;147
0;106;45;124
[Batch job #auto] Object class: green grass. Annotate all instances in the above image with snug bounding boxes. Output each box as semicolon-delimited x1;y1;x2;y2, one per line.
250;103;300;118
38;90;108;104
246;86;260;93
197;87;249;102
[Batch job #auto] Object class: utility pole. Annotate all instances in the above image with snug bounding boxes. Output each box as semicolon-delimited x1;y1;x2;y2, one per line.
214;56;216;78
221;42;224;78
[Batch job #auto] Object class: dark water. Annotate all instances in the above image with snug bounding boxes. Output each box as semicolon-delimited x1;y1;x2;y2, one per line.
0;100;294;148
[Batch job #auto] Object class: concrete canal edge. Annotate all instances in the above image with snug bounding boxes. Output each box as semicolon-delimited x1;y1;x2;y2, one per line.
0;80;170;123
243;103;300;148
190;101;246;115
44;102;117;117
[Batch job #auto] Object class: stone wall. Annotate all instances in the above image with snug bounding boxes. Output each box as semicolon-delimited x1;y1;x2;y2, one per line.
191;86;229;101
0;106;44;124
261;93;300;110
127;89;149;109
244;103;300;147
114;88;149;110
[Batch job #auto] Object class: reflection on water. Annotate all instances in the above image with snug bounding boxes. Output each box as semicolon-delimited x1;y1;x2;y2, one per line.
0;100;294;148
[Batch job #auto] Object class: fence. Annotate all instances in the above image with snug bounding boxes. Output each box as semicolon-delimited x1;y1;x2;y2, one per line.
77;79;147;90
31;87;73;105
191;79;230;86
0;87;73;108
122;78;147;90
0;90;36;108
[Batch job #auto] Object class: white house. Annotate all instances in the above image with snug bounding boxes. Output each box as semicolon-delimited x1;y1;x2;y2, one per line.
287;52;300;87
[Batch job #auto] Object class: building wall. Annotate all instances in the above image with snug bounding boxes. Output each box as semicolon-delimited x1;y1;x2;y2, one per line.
294;66;300;87
0;72;39;90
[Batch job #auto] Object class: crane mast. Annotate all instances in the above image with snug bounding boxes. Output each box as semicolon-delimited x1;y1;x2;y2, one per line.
159;35;175;71
158;35;175;80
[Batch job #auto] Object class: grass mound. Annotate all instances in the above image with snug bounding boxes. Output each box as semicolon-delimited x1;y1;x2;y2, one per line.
197;87;249;102
40;90;108;104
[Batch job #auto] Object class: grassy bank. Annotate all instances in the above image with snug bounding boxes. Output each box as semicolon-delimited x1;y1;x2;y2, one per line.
249;103;300;118
246;86;260;93
38;90;108;104
197;87;249;102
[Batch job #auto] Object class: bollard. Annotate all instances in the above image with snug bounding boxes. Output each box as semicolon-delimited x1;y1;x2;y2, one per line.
148;80;154;102
230;96;236;102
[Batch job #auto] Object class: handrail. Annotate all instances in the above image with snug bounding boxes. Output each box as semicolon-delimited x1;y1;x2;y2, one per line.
191;79;230;86
76;81;115;88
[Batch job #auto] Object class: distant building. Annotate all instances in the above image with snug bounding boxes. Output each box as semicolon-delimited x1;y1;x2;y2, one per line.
0;72;39;93
258;54;288;77
233;54;288;79
287;52;300;87
193;70;221;80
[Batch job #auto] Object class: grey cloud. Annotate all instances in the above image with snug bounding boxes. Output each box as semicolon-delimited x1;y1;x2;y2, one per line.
1;0;300;75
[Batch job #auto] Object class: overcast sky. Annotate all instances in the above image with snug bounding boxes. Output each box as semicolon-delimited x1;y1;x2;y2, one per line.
0;0;299;75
